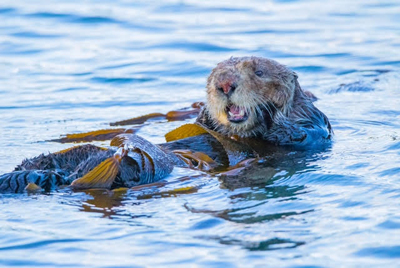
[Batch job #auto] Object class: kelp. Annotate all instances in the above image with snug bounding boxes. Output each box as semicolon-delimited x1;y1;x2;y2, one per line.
165;123;258;166
0;102;274;192
71;134;177;190
50;102;204;143
51;128;136;143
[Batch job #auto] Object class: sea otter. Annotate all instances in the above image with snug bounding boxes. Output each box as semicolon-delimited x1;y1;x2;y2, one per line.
0;57;332;193
197;56;332;146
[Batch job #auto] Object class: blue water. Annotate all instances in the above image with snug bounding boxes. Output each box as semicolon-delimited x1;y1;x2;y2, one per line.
1;0;400;267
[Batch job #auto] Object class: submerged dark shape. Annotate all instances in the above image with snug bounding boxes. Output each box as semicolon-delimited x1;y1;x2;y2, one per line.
0;57;333;193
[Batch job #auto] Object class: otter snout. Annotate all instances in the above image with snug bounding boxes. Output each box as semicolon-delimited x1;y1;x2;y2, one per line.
214;71;238;97
217;81;237;96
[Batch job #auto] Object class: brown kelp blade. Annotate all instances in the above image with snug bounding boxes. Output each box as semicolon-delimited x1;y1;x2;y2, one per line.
71;157;120;190
165;123;258;166
110;113;166;126
110;102;204;126
173;150;217;171
136;186;199;200
52;102;204;143
165;109;200;121
110;110;200;126
51;128;136;143
24;182;42;193
190;101;205;109
165;123;208;142
165;102;203;121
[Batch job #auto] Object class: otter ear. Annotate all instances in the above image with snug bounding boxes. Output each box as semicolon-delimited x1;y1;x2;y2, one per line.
292;72;298;81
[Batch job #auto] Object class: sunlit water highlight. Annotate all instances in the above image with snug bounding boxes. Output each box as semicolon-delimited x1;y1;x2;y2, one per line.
0;0;400;267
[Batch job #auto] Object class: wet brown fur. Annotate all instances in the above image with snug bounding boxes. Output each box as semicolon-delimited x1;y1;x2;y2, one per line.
197;56;332;145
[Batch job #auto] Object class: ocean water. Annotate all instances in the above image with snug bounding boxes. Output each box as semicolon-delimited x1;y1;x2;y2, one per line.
0;0;400;267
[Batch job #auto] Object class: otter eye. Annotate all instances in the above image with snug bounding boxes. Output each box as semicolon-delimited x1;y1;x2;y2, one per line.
255;70;263;77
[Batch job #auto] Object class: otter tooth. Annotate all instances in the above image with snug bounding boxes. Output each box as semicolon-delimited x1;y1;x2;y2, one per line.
239;109;244;116
228;111;234;117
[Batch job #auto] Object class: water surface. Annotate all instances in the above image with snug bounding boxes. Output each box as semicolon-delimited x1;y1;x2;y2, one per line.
1;0;400;267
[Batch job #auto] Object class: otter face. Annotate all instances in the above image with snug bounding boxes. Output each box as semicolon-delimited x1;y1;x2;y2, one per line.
205;56;298;137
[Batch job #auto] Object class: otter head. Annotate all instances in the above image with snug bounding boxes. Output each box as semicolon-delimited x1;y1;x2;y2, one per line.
206;56;298;137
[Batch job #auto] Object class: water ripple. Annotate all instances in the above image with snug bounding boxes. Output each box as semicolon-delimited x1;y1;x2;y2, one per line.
10;31;63;39
26;12;121;25
377;220;400;230
355;246;400;259
154;3;253;13
329;81;375;93
0;259;74;267
292;65;328;73
200;236;306;251
0;238;88;251
0;7;16;14
1;0;400;266
90;76;156;84
149;41;236;52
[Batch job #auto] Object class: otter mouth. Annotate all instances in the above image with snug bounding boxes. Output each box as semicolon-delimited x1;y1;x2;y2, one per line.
226;104;248;123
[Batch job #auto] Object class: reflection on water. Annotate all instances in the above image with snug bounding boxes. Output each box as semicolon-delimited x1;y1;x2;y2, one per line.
74;148;322;254
79;189;128;218
1;0;400;266
78;174;204;217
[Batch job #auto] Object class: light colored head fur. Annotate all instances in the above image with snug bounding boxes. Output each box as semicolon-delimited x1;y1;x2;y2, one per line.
205;56;299;137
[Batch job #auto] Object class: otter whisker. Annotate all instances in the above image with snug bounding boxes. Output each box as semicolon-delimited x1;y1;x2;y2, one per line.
259;102;271;120
264;101;286;125
255;106;264;120
258;100;276;123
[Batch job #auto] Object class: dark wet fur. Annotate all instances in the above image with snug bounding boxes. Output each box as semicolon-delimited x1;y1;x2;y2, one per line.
15;145;113;175
261;81;333;146
1;136;226;193
1;145;144;193
0;145;111;193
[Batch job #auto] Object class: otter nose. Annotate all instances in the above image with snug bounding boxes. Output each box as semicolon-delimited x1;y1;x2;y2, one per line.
217;82;237;96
